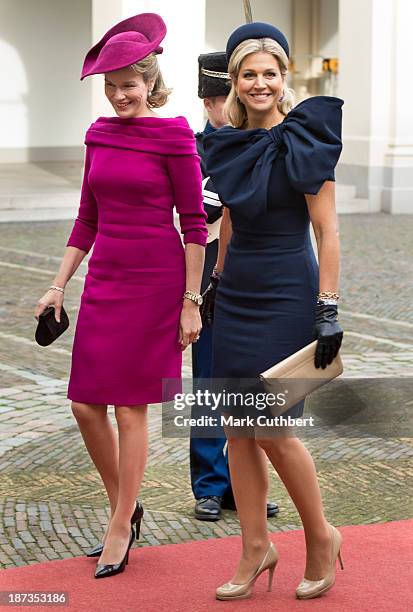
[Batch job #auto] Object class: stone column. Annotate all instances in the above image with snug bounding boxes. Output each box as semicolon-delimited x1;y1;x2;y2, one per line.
91;0;122;119
291;0;320;100
382;0;413;213
338;0;413;212
91;0;206;130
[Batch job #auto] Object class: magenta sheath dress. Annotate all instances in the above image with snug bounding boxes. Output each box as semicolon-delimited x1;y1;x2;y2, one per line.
66;115;208;406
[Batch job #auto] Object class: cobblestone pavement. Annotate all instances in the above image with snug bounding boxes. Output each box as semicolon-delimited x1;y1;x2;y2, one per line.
0;214;412;569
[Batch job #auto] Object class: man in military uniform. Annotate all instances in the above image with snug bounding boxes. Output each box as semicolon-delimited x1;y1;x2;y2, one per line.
191;52;279;521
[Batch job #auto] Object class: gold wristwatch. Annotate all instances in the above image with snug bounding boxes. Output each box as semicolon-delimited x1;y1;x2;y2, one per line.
183;290;203;306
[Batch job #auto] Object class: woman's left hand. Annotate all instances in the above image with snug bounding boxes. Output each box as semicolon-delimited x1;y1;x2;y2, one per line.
179;301;202;351
314;303;343;369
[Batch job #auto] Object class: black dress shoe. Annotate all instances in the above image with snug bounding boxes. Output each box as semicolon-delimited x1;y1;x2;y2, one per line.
194;496;222;521
87;501;144;558
222;497;280;518
95;527;135;579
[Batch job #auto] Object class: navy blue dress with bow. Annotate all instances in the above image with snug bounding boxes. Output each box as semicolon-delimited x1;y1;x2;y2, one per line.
204;96;343;417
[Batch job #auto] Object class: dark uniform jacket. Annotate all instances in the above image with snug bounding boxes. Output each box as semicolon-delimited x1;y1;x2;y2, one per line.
195;121;224;292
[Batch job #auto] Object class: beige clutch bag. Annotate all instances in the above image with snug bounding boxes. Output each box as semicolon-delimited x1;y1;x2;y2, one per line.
259;340;343;416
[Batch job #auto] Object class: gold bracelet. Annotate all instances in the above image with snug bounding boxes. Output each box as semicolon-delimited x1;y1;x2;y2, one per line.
49;285;65;294
183;290;203;306
317;291;340;301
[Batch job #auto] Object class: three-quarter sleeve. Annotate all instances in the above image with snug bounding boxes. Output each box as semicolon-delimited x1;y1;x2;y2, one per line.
66;146;98;254
167;154;208;246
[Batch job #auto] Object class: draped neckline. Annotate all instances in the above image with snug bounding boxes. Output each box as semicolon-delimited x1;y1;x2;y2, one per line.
85;114;198;156
95;115;188;126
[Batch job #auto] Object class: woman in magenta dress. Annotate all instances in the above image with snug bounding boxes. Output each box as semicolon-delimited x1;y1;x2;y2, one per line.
34;14;207;579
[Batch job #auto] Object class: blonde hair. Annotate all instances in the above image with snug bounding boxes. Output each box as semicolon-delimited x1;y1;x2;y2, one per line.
225;38;295;128
130;53;172;108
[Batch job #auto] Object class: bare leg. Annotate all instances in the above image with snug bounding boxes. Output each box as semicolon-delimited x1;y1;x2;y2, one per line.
98;404;148;565
71;402;119;516
257;435;331;580
225;435;272;583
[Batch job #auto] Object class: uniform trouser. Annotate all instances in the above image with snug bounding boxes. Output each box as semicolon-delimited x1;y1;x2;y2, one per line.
190;323;233;500
190;237;232;500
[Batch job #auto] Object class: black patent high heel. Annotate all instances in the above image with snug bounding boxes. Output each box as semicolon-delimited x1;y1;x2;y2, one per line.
94;526;135;579
86;501;143;557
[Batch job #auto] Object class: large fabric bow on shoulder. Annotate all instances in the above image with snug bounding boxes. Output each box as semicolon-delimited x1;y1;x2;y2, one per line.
203;96;343;219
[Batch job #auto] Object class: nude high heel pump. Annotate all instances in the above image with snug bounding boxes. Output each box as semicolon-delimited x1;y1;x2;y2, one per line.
295;524;344;600
216;542;279;601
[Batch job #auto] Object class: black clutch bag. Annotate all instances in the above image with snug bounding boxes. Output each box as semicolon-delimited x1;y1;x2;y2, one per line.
35;305;69;346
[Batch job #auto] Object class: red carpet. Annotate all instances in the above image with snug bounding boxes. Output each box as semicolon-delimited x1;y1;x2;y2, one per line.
0;520;411;612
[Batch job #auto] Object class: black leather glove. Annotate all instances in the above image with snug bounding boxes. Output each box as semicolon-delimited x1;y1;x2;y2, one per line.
200;274;220;326
314;303;343;369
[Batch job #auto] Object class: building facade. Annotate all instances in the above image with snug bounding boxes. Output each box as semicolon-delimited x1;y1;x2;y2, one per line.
1;0;412;213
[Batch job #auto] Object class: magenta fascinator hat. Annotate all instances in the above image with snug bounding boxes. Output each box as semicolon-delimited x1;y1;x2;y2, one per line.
81;13;166;80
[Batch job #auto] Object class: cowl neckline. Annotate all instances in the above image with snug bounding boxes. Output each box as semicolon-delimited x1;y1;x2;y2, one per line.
85;115;198;156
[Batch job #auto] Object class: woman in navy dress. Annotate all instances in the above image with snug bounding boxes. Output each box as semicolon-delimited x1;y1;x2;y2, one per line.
203;23;344;601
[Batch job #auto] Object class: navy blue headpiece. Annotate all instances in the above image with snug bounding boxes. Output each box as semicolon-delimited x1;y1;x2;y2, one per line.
226;22;290;62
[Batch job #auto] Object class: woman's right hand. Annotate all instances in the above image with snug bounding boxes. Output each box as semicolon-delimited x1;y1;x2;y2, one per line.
34;289;64;323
